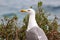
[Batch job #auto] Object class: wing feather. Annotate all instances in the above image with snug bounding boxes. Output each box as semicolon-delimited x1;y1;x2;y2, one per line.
26;27;48;40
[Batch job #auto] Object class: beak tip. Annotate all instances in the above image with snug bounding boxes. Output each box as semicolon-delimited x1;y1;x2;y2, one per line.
20;9;26;12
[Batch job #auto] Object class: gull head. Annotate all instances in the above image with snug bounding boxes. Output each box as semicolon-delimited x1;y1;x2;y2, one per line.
20;9;35;15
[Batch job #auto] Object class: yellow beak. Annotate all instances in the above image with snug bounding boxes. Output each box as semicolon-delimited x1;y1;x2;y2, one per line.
20;9;27;12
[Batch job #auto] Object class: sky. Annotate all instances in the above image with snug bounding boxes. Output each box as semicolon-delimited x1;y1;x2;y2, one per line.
0;0;60;16
0;0;60;8
0;0;60;14
0;0;60;24
42;0;60;6
0;0;60;7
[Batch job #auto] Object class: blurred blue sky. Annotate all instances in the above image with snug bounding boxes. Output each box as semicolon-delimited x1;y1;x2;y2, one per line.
0;0;60;15
0;0;60;24
0;0;60;6
0;0;60;7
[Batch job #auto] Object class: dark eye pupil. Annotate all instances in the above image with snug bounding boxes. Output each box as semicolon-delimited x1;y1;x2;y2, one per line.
28;10;30;11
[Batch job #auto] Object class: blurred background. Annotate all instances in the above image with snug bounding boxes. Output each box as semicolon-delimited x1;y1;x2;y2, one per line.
0;0;60;40
0;0;60;24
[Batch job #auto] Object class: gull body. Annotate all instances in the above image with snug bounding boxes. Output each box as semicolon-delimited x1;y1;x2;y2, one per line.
21;8;48;40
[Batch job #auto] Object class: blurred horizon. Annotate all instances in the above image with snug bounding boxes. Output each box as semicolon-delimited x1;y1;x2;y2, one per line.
0;0;60;24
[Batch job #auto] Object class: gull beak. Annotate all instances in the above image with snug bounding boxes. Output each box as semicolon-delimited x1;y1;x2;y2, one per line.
20;9;27;12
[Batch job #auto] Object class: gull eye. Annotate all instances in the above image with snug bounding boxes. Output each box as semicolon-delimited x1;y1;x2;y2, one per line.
28;10;30;11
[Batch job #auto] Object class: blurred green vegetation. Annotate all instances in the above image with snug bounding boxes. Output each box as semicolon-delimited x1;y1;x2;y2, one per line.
0;1;60;40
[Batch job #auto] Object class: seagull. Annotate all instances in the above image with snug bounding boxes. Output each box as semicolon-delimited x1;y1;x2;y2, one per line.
20;8;48;40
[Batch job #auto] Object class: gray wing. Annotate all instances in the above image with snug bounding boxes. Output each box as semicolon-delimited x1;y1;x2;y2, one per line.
26;27;38;40
26;27;48;40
